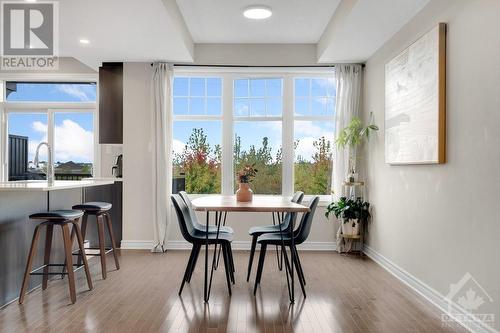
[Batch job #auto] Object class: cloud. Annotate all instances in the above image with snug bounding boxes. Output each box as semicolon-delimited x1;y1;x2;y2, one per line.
173;139;185;156
294;121;334;162
28;119;94;163
54;119;94;162
295;136;317;161
56;84;92;101
32;121;48;133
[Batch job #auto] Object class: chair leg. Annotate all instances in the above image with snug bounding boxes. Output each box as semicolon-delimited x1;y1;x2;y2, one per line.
76;214;88;267
246;235;257;282
179;245;198;295
293;245;306;286
228;243;235;272
221;244;232;296
19;225;43;304
42;224;53;290
61;223;77;304
253;243;267;295
228;243;235;284
96;214;107;279
72;220;93;291
104;213;120;270
291;246;306;297
187;244;201;283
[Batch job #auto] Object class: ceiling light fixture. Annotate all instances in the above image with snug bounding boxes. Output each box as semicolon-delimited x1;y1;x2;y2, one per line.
243;5;272;20
79;39;90;45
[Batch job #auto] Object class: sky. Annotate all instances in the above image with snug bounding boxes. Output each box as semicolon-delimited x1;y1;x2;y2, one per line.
7;83;95;163
173;77;336;162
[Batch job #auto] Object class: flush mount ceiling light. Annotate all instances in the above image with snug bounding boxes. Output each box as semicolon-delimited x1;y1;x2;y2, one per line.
79;39;90;45
243;5;272;20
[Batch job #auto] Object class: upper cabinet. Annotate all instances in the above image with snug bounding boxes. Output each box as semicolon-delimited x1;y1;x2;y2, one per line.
99;62;123;144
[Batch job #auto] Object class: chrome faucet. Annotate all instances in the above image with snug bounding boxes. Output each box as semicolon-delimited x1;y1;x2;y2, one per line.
34;142;54;185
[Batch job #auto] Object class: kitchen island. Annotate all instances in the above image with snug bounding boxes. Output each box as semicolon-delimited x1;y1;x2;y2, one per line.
0;180;119;307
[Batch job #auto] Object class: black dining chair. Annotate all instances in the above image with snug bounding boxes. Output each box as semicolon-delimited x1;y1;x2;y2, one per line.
171;194;234;296
246;191;304;281
179;191;234;234
253;196;320;297
178;191;235;277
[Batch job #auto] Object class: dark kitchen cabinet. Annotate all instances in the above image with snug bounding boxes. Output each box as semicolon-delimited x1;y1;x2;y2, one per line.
99;62;123;144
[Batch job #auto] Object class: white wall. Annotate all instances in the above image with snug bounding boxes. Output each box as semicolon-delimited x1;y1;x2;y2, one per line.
120;62;338;249
122;63;155;242
194;44;318;66
363;0;500;330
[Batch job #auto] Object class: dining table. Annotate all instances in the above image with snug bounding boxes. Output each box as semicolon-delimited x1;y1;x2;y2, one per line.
190;195;310;303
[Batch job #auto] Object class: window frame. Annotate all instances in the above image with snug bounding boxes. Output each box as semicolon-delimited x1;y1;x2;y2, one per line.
172;68;335;200
0;77;99;182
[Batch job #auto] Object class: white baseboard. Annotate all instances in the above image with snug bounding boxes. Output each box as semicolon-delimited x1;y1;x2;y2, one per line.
363;245;498;333
121;239;336;251
120;240;155;250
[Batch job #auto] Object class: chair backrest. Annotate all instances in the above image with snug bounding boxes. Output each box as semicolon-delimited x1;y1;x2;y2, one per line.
171;194;196;242
282;191;305;228
294;196;320;244
178;191;204;231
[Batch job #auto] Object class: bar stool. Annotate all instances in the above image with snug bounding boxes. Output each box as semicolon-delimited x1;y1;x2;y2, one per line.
72;202;120;279
19;210;93;304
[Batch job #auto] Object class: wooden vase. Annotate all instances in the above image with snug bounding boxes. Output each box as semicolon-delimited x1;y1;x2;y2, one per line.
236;183;253;202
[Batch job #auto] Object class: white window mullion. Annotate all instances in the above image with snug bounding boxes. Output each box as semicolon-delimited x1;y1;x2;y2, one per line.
47;110;55;167
282;75;294;196
221;74;234;195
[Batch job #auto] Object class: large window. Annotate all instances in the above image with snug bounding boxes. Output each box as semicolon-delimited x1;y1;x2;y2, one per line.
172;77;222;194
294;78;335;195
171;71;336;198
233;78;283;194
2;81;97;181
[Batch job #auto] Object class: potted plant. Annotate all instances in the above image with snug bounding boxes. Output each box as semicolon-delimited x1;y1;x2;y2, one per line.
325;197;371;236
236;164;258;202
336;113;379;182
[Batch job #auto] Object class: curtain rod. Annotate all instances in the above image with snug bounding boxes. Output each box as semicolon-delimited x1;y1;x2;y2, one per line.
150;63;365;68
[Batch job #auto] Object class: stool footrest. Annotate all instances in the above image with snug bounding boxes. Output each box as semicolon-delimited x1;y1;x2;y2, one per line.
29;263;85;275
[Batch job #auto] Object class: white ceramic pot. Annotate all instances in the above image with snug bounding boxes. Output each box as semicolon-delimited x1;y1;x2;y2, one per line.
341;218;360;236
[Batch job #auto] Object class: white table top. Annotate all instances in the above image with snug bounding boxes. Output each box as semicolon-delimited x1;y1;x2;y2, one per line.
191;195;310;213
0;180;115;192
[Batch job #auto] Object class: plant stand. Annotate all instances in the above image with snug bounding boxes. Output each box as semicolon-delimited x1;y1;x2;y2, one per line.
337;181;365;255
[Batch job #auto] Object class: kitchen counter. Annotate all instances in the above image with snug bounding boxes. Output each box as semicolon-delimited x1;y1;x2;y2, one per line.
0;179;115;192
83;177;123;182
0;179;122;307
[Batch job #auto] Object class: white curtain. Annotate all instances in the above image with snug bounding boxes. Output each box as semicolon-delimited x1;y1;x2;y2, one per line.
332;64;363;199
151;63;174;253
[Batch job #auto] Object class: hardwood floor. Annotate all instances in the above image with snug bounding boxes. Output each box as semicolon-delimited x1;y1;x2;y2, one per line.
0;250;466;333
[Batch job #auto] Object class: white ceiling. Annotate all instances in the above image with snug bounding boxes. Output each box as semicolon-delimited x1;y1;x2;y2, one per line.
317;0;431;63
176;0;341;44
55;0;432;69
59;0;194;69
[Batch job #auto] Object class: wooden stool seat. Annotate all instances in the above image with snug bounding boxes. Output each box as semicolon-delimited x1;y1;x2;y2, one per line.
19;213;93;305
72;202;119;279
